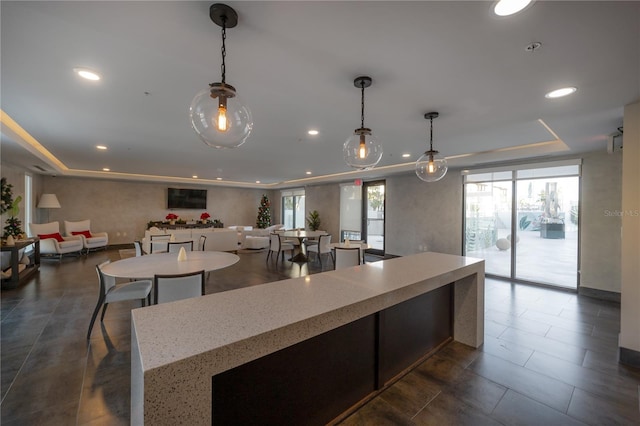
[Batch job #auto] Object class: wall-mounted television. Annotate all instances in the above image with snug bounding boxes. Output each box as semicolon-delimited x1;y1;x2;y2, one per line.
167;188;207;209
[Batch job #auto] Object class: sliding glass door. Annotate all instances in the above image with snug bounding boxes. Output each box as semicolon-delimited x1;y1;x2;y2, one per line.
514;174;580;288
464;162;580;289
464;176;512;277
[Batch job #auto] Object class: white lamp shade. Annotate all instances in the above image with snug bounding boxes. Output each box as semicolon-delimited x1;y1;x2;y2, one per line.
37;193;61;209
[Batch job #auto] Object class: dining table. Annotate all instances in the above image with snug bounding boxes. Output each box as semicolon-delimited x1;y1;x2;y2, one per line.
101;251;240;280
280;230;327;263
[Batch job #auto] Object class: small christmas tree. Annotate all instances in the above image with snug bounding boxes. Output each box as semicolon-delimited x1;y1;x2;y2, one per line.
1;178;24;238
256;194;271;229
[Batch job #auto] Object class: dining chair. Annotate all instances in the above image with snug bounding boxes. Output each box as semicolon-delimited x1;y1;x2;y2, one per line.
303;230;327;249
168;241;193;253
307;234;333;267
348;240;366;263
198;235;207;251
133;240;144;257
266;233;294;265
150;234;171;254
333;247;362;269
87;261;152;340
153;270;205;304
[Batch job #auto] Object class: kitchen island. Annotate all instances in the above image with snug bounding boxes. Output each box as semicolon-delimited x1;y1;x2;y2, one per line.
131;252;484;425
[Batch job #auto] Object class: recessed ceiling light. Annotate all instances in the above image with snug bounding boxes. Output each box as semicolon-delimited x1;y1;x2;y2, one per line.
192;175;198;179
306;171;312;175
545;87;577;99
256;180;261;184
74;67;101;81
102;168;110;172
216;177;222;181
402;153;411;158
493;0;532;16
96;145;107;150
308;130;319;136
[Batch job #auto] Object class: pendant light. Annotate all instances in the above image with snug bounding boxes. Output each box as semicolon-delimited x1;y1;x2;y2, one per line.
343;76;383;170
416;112;447;182
189;4;253;149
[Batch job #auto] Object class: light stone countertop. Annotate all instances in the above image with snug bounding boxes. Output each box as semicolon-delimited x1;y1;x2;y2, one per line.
131;251;484;425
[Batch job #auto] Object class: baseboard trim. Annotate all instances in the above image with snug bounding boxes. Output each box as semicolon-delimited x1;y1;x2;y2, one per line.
619;347;640;368
578;286;621;303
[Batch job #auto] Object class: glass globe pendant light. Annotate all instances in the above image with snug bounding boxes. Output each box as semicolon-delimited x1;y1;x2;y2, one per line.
416;112;447;182
343;76;383;170
189;4;253;149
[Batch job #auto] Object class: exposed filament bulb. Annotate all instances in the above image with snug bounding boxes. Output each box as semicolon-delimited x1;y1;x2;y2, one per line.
358;134;367;159
217;97;228;132
427;155;436;173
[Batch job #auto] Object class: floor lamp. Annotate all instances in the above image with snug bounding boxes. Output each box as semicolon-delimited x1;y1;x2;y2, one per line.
37;193;61;223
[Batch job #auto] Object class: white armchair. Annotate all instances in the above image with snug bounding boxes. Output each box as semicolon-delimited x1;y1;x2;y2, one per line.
29;222;83;260
64;220;109;254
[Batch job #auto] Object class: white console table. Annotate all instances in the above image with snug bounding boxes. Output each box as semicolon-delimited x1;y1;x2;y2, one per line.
131;252;484;425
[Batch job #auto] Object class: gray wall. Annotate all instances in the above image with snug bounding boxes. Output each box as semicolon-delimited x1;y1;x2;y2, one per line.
386;171;463;257
304;184;341;238
38;176;275;244
580;150;622;292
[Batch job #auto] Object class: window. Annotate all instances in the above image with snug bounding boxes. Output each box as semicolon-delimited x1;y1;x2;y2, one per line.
24;174;32;233
281;189;305;229
340;184;362;241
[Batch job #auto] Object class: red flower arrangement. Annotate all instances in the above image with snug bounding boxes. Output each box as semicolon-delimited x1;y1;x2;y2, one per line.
200;212;211;220
166;213;178;220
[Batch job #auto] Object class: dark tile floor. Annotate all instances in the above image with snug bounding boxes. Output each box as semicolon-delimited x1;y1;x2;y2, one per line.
1;248;639;425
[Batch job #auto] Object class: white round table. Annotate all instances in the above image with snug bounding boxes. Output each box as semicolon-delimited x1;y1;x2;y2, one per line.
101;251;239;279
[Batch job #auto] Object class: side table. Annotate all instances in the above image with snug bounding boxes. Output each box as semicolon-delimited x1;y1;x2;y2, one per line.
1;237;40;289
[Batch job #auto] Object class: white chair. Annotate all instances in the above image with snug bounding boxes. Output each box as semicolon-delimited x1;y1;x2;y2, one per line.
333;247;361;269
307;234;333;267
88;261;152;339
168;241;193;253
266;233;294;265
154;270;205;304
149;234;171;253
198;235;207;251
303;230;327;250
64;219;109;254
134;240;144;257
29;221;83;260
348;240;367;264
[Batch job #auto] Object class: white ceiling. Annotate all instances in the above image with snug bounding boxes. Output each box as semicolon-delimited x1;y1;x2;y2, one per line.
1;1;638;188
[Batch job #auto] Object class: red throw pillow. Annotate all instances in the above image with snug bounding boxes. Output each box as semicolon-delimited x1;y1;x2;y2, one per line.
38;232;65;243
72;230;92;238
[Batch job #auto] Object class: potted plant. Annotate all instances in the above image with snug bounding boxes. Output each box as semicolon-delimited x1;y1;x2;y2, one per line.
306;210;321;231
200;212;211;224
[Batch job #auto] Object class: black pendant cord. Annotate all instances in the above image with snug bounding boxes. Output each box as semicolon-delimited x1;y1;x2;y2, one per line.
429;116;434;151
360;82;365;129
220;16;227;84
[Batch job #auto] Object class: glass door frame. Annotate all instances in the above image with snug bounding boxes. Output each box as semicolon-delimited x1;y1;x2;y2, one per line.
362;180;385;256
463;161;582;289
